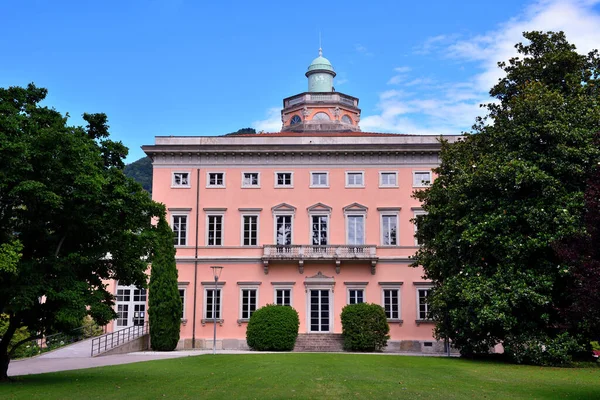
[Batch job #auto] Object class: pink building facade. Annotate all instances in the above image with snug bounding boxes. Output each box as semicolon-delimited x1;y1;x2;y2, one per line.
111;50;461;353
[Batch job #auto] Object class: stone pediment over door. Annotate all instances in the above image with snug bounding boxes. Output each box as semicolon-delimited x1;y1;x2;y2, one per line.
304;271;335;289
307;203;332;213
342;202;368;213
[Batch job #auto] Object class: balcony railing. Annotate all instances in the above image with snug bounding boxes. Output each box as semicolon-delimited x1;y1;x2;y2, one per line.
284;93;357;108
262;245;377;274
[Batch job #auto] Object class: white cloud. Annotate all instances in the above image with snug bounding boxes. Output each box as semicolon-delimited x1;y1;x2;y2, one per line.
363;0;600;134
355;44;374;57
252;107;281;132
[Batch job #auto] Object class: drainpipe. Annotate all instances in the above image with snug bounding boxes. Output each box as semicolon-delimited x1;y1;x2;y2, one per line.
192;168;200;348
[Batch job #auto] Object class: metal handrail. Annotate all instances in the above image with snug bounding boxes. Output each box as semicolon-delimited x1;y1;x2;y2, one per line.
91;321;149;357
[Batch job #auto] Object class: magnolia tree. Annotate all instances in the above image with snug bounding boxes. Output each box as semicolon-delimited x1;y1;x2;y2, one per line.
412;31;600;365
0;84;164;380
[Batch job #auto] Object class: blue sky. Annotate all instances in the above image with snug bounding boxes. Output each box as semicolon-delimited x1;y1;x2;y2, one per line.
2;0;600;162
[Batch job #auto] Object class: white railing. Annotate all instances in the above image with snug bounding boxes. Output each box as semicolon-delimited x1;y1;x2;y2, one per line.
263;245;376;260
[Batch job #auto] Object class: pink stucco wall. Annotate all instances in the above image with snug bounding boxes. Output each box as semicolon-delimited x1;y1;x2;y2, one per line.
144;164;438;343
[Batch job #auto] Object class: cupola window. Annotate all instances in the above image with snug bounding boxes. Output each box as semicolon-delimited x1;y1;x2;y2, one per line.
312;112;331;121
290;115;301;125
341;115;353;124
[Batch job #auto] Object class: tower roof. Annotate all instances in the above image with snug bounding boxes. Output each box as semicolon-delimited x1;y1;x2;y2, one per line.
307;48;335;73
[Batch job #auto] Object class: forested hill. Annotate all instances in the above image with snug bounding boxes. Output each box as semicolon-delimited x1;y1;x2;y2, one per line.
124;128;257;193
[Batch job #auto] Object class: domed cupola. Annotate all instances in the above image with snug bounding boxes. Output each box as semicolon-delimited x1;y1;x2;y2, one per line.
306;48;336;92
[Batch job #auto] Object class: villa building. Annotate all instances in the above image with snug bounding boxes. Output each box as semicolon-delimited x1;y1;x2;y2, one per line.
109;49;460;353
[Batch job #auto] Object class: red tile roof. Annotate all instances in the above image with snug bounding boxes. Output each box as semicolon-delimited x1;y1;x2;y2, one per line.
228;132;411;137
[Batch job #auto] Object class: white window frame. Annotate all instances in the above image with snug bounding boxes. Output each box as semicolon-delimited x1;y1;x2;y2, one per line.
379;171;398;188
171;213;189;247
241;171;261;188
345;282;368;305
206;213;224;246
379;211;399;246
310;171;329;188
274;171;294;188
413;209;428;246
178;283;189;321
206;171;226;188
171;171;191;188
240;214;260;246
273;212;294;245
345;171;365;188
203;286;223;321
413;171;432;188
415;284;433;321
308;211;330;246
380;283;403;321
238;284;260;321
273;285;294;307
345;211;366;245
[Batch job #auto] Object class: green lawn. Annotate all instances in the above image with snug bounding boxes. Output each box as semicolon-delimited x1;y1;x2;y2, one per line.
1;354;599;399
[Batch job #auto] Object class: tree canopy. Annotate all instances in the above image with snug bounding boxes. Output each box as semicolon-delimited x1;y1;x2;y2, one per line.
0;84;164;379
412;31;600;365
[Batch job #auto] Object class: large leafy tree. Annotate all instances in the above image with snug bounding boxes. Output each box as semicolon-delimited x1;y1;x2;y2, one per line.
412;31;600;365
0;84;163;380
148;216;181;351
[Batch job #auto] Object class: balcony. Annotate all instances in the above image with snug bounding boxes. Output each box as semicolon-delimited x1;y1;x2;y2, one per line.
262;245;378;275
284;92;358;108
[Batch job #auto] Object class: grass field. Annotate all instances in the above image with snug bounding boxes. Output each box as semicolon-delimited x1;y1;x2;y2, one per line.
1;354;599;399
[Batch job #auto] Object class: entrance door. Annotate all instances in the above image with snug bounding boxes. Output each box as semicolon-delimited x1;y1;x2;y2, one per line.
310;289;330;332
115;284;146;328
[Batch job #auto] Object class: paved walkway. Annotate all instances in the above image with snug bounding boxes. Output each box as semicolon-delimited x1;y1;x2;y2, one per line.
37;337;95;359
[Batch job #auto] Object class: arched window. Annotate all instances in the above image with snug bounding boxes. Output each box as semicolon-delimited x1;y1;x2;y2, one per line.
290;115;301;125
312;112;331;121
341;115;353;124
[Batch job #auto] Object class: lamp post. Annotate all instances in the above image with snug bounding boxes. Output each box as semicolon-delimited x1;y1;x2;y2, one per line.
210;266;223;355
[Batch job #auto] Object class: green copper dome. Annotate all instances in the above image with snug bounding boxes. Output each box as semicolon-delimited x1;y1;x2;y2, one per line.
307;48;335;73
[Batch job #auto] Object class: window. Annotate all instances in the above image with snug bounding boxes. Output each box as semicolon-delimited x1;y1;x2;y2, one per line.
417;288;432;320
312;112;331;121
413;210;427;246
341;115;353;124
311;215;328;246
117;304;128;326
275;215;292;245
275;288;292;306
240;288;258;320
207;172;225;187
178;288;186;319
383;289;400;320
347;215;365;245
133;304;145;326
290;115;301;125
172;172;190;188
275;172;293;187
207;215;223;246
172;215;187;246
205;288;221;320
133;289;147;302
310;172;329;188
242;215;258;246
348;289;364;304
379;172;398;187
242;172;260;188
381;214;398;246
413;171;432;187
346;172;364;188
116;289;130;302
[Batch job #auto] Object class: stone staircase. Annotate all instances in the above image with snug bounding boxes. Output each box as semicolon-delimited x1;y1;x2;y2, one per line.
293;333;344;352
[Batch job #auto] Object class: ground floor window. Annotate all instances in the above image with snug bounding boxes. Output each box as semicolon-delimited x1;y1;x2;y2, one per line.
240;288;258;320
275;288;291;306
417;288;432;320
348;289;364;304
382;288;400;320
205;288;222;320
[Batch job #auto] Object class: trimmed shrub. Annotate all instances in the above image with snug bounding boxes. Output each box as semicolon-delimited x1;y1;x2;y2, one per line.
341;303;389;352
148;215;182;351
246;304;299;351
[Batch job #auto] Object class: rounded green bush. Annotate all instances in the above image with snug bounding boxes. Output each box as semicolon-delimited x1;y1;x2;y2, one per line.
246;304;299;351
341;303;390;352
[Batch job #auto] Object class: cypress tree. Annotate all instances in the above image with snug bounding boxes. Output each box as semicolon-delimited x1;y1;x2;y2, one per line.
148;215;181;351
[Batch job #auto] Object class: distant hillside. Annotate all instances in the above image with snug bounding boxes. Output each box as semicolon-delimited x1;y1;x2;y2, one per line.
124;128;257;193
124;156;152;194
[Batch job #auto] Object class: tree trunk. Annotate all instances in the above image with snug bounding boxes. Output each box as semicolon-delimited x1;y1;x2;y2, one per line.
0;351;9;382
0;318;18;382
